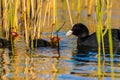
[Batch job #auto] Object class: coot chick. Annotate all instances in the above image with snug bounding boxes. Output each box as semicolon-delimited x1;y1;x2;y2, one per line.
0;32;19;48
30;37;61;48
66;23;120;50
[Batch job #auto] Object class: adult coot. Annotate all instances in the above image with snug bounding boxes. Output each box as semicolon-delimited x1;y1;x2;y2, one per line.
66;23;120;51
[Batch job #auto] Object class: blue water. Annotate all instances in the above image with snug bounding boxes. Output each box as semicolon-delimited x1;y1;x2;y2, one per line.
0;32;120;80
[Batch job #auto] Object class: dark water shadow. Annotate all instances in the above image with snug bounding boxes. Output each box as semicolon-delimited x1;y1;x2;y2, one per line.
68;46;120;79
72;46;120;62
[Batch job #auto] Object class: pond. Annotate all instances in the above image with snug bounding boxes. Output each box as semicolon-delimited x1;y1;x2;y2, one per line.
1;0;120;80
0;31;120;80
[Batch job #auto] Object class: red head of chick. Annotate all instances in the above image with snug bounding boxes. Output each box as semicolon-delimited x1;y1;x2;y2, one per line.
10;31;20;42
50;37;62;48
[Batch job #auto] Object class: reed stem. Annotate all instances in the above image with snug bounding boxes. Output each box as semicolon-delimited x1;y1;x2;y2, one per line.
95;0;103;79
23;0;29;49
106;0;114;79
37;0;43;39
88;0;93;16
66;0;73;25
51;0;56;38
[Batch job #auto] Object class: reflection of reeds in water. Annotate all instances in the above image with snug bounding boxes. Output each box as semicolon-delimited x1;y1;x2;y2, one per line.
1;51;11;80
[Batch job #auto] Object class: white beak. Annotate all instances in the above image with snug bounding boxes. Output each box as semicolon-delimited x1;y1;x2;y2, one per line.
66;30;73;36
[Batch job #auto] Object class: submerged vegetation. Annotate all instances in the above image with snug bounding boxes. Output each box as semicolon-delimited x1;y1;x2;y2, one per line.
0;0;118;79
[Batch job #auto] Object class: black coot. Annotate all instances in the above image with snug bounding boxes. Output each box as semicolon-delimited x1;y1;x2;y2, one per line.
66;23;120;51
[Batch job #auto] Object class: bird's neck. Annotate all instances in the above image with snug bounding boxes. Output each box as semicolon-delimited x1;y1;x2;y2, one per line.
77;35;89;44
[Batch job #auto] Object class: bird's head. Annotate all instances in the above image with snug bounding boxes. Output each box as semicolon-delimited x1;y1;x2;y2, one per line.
50;37;62;48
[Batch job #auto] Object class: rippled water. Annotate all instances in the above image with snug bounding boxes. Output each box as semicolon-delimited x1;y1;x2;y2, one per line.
0;32;120;80
1;0;120;80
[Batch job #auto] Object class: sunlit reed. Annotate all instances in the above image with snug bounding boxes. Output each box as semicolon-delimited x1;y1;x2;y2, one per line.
76;0;81;22
22;0;29;49
37;0;43;39
2;0;10;38
51;0;56;38
42;0;49;35
95;0;114;79
66;0;73;25
85;0;88;8
13;0;19;32
106;0;114;79
95;0;103;79
88;0;94;16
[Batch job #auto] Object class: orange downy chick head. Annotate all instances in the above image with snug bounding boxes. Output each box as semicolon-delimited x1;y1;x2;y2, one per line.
11;32;20;41
50;37;62;47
